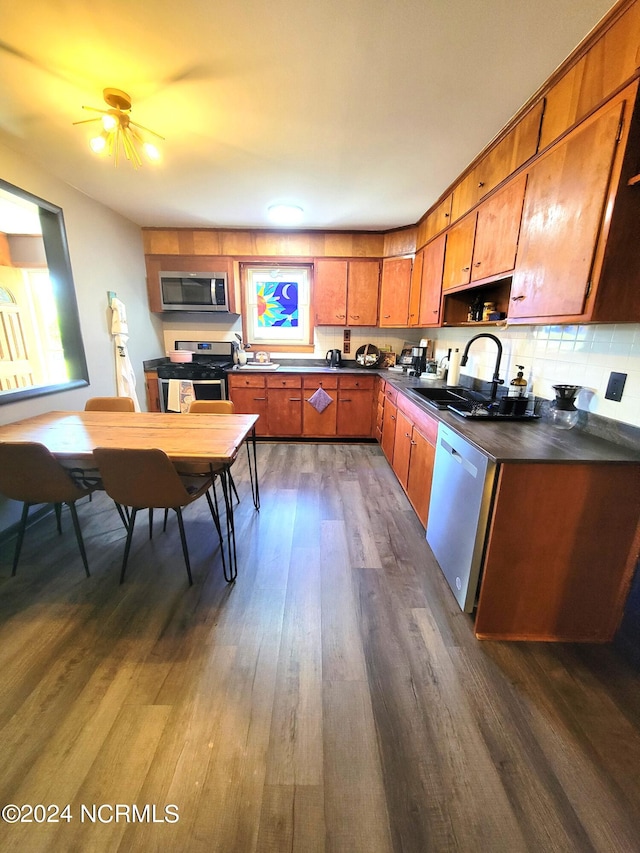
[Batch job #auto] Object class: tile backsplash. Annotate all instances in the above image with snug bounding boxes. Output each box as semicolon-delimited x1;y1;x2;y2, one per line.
429;323;640;429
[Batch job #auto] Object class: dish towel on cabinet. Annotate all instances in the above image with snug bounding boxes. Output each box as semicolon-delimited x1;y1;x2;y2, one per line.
307;387;333;414
168;379;195;413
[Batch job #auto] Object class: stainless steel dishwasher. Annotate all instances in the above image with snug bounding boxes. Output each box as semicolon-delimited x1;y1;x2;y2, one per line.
426;423;497;612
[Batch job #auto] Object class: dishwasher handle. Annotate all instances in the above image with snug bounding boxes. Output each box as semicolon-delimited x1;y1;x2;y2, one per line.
441;437;479;478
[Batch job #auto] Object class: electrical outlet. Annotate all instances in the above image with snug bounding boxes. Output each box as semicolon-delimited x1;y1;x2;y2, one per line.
605;371;626;402
343;341;350;354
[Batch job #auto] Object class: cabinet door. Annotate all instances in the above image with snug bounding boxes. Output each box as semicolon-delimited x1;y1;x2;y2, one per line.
471;174;527;281
509;99;623;320
144;372;160;412
392;410;412;487
379;257;413;326
380;400;397;463
314;259;348;325
408;249;424;327
418;233;446;325
267;388;303;436
228;387;269;436
442;213;476;290
302;376;338;436
347;260;380;326
406;427;435;527
337;389;374;437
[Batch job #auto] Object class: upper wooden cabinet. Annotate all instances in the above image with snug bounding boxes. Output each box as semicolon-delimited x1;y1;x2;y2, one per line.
346;260;380;325
510;84;640;323
314;258;380;326
443;175;527;292
471;173;527;282
314;259;347;324
416;194;452;248
410;233;446;326
379;257;413;326
538;0;640;152
442;214;476;291
144;254;238;313
449;102;543;225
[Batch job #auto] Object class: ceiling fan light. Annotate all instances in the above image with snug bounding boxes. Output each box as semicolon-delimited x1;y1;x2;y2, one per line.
75;88;163;169
90;133;108;154
267;204;304;226
143;141;160;161
102;113;118;131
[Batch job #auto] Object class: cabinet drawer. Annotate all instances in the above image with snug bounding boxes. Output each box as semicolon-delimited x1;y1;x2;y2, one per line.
384;384;398;405
303;374;339;390
267;375;302;389
229;374;266;388
339;374;375;390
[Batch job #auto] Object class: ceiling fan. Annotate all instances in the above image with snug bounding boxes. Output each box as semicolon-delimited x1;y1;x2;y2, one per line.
73;88;165;168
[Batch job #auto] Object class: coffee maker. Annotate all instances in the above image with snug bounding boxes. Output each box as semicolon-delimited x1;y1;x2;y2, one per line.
409;346;427;376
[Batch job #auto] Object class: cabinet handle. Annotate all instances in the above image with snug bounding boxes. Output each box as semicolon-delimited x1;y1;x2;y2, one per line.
462;266;470;272
474;261;482;267
290;397;301;402
337;314;346;319
478;181;485;188
405;432;411;438
341;398;351;403
432;309;438;314
254;396;267;401
390;415;396;421
511;294;526;302
444;212;449;218
410;440;417;446
350;314;360;320
384;314;391;318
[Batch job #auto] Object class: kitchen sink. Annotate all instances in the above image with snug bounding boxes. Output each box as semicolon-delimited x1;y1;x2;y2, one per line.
408;386;477;409
409;386;540;421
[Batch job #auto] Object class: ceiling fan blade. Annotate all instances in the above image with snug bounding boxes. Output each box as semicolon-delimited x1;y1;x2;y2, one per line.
0;38;88;89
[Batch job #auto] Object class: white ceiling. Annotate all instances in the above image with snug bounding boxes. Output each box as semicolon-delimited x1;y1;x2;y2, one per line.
0;0;617;231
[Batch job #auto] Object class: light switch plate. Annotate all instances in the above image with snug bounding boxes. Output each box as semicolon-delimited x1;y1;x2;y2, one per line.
605;371;626;402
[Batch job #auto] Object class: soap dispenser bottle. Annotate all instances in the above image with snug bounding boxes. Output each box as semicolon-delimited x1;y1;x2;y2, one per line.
508;365;528;397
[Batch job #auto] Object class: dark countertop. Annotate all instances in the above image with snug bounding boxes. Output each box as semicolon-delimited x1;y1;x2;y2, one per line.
380;371;640;465
144;357;640;464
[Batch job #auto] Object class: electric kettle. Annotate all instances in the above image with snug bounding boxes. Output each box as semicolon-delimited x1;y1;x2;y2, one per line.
326;349;343;368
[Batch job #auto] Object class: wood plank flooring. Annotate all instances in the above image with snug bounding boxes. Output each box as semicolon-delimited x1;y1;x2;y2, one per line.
0;441;639;852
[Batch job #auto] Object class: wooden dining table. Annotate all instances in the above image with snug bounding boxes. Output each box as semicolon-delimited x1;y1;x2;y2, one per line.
0;410;260;580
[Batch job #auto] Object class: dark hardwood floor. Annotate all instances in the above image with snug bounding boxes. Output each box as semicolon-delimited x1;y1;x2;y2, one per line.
0;442;639;852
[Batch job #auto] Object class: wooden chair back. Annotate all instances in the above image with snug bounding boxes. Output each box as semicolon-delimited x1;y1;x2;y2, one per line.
85;397;136;412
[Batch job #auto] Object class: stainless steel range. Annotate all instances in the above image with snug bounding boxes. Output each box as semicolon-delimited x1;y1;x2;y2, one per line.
157;340;235;412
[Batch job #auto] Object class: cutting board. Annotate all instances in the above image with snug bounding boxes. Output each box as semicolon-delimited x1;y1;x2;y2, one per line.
237;363;281;370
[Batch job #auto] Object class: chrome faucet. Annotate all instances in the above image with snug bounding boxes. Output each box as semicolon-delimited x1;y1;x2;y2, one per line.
460;333;504;401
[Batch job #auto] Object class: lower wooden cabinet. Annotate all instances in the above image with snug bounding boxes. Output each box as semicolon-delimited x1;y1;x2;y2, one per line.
303;375;337;436
227;375;269;436
228;371;375;438
144;371;161;412
380;384;438;527
336;375;375;437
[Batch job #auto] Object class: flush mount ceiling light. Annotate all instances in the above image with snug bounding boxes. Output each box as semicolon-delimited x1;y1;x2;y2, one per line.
73;88;164;168
267;204;304;226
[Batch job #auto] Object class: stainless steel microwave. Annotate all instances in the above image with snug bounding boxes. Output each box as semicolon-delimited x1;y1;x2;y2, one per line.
159;271;230;312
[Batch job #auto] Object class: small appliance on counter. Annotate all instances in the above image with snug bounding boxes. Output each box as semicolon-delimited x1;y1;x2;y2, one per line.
326;349;343;368
398;345;429;376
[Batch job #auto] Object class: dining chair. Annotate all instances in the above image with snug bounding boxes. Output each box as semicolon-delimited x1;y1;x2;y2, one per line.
93;446;227;585
0;441;94;576
187;399;240;503
85;396;136;412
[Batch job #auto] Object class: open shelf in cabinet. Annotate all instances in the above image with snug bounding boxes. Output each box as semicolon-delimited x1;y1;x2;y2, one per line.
442;277;512;326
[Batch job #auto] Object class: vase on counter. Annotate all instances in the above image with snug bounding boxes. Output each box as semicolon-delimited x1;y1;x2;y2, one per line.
550;384;581;429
